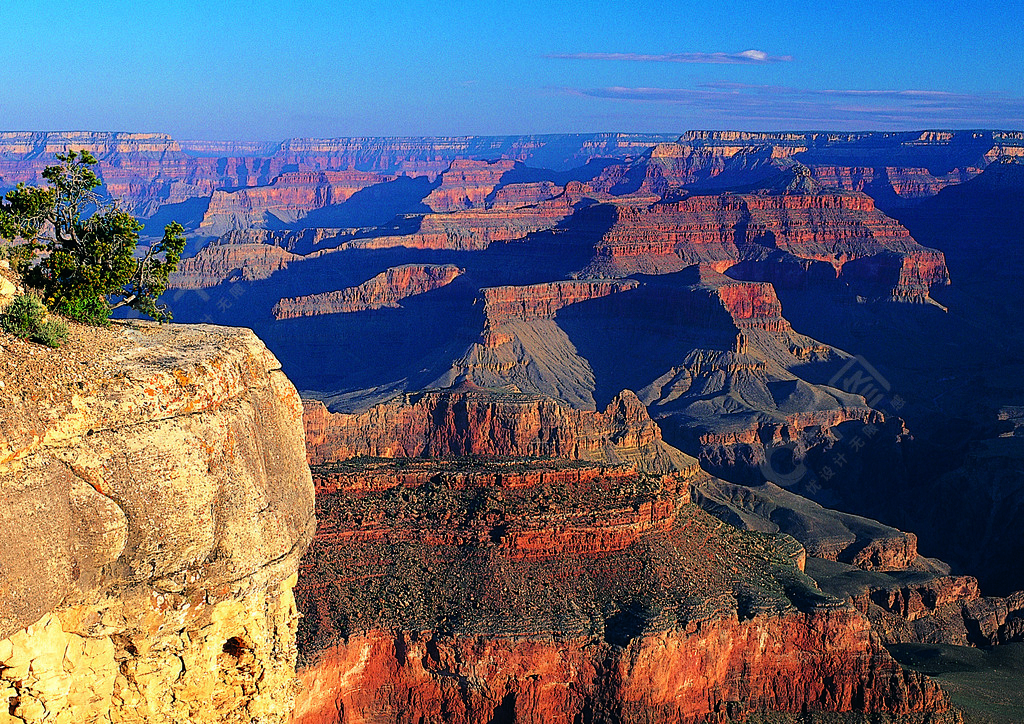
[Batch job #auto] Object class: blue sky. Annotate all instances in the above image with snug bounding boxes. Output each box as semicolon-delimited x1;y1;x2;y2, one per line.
1;0;1022;139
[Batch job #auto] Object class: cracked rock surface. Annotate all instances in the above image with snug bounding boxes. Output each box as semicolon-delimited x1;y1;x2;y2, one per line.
0;318;315;723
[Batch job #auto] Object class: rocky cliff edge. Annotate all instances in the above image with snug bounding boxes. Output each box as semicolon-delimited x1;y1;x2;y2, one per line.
0;318;315;723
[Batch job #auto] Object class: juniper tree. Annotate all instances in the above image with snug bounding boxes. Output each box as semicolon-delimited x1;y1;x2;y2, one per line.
0;150;185;323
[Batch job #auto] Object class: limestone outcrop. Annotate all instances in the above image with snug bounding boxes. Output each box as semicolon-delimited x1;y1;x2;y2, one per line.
0;321;315;723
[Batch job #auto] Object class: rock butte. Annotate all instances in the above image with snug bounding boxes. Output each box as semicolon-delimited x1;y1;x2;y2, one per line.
273;264;464;319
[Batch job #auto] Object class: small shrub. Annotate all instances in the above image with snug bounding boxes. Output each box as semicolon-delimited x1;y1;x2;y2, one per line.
4;243;40;277
0;293;46;338
0;293;68;347
35;317;69;348
57;295;111;327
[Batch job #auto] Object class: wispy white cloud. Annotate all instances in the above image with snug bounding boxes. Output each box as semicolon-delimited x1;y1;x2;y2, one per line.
547;50;793;65
560;82;1024;128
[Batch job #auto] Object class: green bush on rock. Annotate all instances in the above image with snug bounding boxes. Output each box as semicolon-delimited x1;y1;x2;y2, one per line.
1;293;69;348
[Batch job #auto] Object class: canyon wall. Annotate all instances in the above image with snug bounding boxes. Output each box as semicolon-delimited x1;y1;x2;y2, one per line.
273;264;463;319
647;130;1024;206
303;388;695;475
0;132;674;218
291;458;958;724
169;243;300;289
198;171;394;235
584;192;949;301
0;320;315;723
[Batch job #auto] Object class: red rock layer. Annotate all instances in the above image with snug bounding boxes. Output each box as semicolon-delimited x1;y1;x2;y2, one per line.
0;132;673;217
646;130;1024;202
628;266;791;334
272;264;463;319
811;165;980;201
168;243;299;289
423;159;516;212
294;612;954;724
199;170;392;234
394;203;570;250
302;389;696;474
690;406;884;449
292;459;957;724
488;180;563;208
480;279;639;327
836;568;1024;647
587;192;949;300
343;190;579;252
647;140;804;186
712;278;791;332
839;249;951;302
310;461;689;558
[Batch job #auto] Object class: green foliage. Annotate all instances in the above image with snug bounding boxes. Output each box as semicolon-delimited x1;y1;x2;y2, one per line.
0;150;186;324
0;183;54;242
34;316;69;348
0;293;68;347
58;294;111;327
0;242;41;277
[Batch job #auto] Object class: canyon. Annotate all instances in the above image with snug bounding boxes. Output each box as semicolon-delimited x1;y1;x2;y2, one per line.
4;128;1024;721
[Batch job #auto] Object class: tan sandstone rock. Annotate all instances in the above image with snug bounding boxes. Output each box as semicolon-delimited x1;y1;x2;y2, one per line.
0;321;315;723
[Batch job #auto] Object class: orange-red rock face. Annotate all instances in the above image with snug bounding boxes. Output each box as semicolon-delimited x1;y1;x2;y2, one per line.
480;279;639;327
291;459;958;724
583;192;949;301
810;165;980;203
293;613;953;724
168;243;299;289
423;159;517;212
302;389;694;474
390;203;571;250
337;187;579;252
272;264;463;319
199;170;392;234
712;277;791;331
488;180;563;208
645;130;1024;205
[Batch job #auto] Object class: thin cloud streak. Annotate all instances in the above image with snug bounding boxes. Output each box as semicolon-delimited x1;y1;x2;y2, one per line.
561;82;1024;127
547;50;792;64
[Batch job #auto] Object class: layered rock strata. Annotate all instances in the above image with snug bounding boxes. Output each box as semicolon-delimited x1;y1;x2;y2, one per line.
168;242;299;289
0;321;315;723
198;170;393;235
0;132;674;217
645;130;1024;205
479;279;639;327
809;558;1024;648
422;159;516;212
583;192;949;301
292;458;957;724
303;388;695;475
273;264;463;319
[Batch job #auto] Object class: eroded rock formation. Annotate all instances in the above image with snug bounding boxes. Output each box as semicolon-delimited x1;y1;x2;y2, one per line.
0;321;315;723
273;264;463;319
480;279;639;327
199;171;393;235
169;242;300;289
292;458;958;724
303;388;694;474
582;191;949;302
